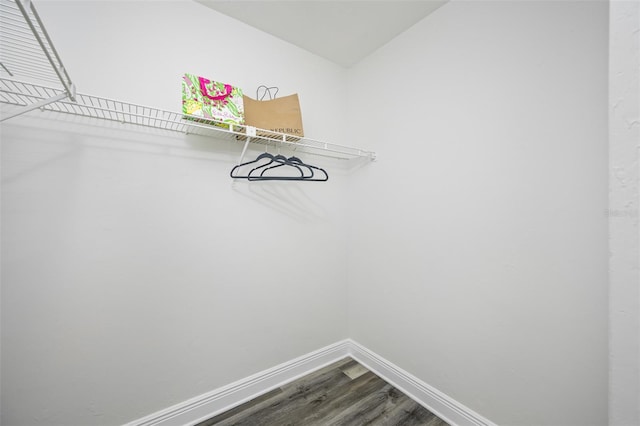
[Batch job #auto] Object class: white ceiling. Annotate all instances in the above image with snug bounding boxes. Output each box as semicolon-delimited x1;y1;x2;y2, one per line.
195;1;448;68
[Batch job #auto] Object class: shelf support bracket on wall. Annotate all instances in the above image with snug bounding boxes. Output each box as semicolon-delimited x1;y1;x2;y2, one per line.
0;0;78;121
13;0;76;102
237;126;256;165
0;91;67;121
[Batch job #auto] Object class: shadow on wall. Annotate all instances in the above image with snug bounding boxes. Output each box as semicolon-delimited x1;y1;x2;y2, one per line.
0;111;241;167
231;179;330;223
2;111;373;171
1;112;343;224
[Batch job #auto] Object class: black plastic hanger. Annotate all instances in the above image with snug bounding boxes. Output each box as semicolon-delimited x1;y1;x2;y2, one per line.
288;156;328;182
230;152;273;179
230;153;328;182
248;154;305;181
257;156;314;179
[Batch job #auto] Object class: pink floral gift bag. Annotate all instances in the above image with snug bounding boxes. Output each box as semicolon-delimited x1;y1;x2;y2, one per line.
181;73;244;128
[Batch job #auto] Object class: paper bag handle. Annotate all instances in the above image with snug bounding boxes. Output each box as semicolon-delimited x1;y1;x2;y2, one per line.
257;85;279;101
199;77;233;101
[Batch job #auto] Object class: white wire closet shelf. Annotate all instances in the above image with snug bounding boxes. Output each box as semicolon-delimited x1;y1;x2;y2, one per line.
0;77;376;160
0;0;376;161
0;0;75;121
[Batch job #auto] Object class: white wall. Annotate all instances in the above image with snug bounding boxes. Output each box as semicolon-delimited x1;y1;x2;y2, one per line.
346;1;609;425
1;1;624;425
1;2;350;425
609;1;640;425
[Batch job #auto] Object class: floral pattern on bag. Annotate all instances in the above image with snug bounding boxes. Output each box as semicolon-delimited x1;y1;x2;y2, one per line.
181;73;244;127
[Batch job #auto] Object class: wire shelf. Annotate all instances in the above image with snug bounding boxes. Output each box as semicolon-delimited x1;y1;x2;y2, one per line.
0;0;75;122
0;0;72;89
0;77;377;160
0;0;376;161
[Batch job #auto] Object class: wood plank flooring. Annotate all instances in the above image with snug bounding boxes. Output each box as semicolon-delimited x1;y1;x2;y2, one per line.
197;357;449;426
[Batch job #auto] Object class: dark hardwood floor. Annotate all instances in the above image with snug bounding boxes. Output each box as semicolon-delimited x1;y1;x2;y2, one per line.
197;357;449;426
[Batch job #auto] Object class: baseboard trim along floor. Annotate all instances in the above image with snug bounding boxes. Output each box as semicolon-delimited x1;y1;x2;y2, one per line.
347;341;495;426
124;339;496;426
124;340;350;426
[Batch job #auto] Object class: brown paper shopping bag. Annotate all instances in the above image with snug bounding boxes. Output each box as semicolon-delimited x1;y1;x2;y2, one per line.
243;92;304;139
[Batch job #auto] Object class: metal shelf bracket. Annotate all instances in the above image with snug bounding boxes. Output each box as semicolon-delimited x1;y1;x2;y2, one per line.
1;0;76;117
0;89;65;121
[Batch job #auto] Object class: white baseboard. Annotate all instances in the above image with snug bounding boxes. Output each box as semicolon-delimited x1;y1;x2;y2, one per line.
125;339;495;426
124;340;350;426
348;339;496;426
